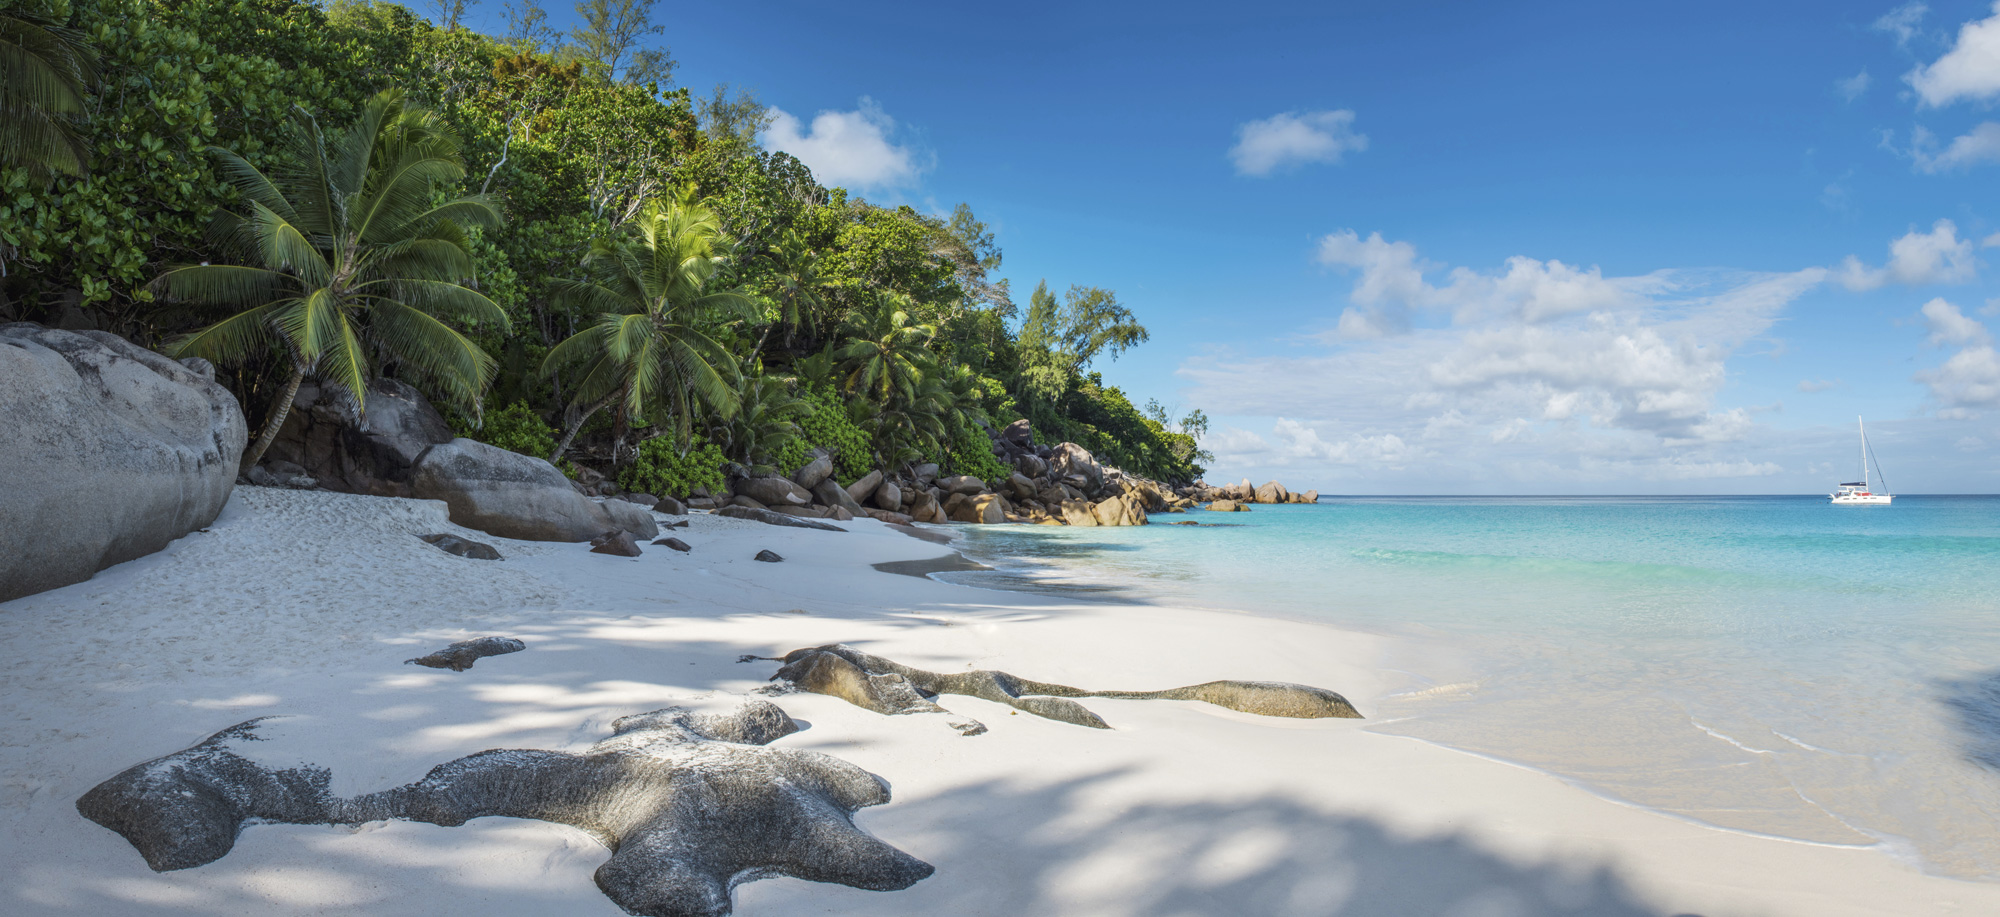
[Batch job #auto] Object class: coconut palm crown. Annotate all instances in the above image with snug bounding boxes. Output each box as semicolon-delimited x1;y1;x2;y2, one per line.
155;89;508;470
542;188;756;460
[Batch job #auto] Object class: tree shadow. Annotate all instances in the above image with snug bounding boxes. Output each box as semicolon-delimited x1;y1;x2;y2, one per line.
748;768;1698;917
1939;668;2000;770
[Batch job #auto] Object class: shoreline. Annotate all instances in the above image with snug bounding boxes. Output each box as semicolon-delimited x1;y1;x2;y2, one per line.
3;488;1996;916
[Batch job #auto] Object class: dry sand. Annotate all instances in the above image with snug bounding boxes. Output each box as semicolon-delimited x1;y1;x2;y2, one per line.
2;487;1995;916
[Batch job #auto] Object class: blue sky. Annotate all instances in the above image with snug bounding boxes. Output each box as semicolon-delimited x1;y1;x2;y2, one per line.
464;0;2000;493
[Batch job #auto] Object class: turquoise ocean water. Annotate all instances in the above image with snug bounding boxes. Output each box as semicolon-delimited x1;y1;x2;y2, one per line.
942;495;2000;879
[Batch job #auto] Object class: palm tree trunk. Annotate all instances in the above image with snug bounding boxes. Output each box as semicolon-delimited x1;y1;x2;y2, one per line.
242;367;305;472
548;390;620;463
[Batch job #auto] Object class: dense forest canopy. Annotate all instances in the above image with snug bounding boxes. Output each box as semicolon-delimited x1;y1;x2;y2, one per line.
0;0;1214;486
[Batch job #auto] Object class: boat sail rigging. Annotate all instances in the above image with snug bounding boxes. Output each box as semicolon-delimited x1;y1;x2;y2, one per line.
1830;416;1892;505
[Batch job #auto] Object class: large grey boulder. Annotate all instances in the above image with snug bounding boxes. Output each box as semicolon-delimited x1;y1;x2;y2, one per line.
791;452;833;490
1048;442;1105;495
262;377;455;498
412;439;614;542
1001;418;1033;446
844;470;883;505
871;478;902;511
597;497;659;539
812;478;867;515
738;475;812;507
0;325;247;603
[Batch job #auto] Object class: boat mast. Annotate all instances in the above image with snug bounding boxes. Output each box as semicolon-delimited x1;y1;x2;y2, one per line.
1859;416;1868;490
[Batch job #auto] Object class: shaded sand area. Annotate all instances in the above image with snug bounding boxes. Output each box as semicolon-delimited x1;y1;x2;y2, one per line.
3;488;1997;916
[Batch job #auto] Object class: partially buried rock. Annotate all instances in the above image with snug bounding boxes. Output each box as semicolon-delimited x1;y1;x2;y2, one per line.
768;644;1362;733
591;531;643;556
754;549;784;563
716;504;847;532
406;636;526;671
653;536;691;552
77;702;933;917
419;533;502;560
654;494;688;515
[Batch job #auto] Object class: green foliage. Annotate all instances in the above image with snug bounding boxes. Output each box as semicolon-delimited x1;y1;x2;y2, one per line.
0;0;1218;490
456;400;555;458
1;0;377;328
943;415;1010;482
776;384;871;482
618;436;725;497
711;373;807;473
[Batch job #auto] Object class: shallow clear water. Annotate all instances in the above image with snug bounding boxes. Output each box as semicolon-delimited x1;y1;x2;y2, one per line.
944;496;2000;878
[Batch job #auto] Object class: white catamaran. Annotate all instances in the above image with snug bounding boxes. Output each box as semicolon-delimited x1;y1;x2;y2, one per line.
1830;416;1892;505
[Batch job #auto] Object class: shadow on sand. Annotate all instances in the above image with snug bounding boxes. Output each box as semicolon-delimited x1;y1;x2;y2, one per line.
788;768;1702;917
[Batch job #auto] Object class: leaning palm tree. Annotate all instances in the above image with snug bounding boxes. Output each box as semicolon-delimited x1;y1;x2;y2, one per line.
542;188;755;461
833;294;936;404
0;5;97;181
155;89;507;471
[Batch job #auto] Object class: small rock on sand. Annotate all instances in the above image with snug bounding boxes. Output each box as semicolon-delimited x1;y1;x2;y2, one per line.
653;537;692;552
754;549;784;563
419;533;502;560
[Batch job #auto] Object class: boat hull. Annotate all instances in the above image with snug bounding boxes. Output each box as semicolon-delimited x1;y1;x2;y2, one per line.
1830;494;1893;505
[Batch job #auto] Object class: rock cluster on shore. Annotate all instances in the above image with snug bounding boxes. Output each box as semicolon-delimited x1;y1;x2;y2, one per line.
667;418;1316;529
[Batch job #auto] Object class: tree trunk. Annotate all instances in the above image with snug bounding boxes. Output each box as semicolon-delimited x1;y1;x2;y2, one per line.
548;389;621;463
242;367;306;473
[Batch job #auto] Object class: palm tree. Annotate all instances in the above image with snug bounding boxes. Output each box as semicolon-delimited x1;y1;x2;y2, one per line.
860;372;950;470
156;90;507;471
711;373;808;473
833;294;936;404
747;229;825;362
0;5;97;181
542;189;755;461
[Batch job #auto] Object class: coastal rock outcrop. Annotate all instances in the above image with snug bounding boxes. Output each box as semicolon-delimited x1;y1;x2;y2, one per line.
77;703;933;917
412;439;618;542
764;644;1362;732
262;377;453;498
590;530;644;556
405;636;526;671
0;324;247;603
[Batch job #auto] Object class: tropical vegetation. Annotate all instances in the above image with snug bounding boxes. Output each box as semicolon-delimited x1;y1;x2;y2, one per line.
0;0;1214;491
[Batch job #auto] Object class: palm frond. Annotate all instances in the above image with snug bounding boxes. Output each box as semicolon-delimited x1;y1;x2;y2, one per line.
365;299;496;407
166;301;282;364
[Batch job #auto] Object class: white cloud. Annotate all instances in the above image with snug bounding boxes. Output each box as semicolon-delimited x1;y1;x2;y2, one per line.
1206;427;1271;455
1272;418;1428;466
1916;298;2000;414
1836;219;1979;289
1229;110;1368;177
1908;1;2000;106
761;98;926;190
1875;2;1929;49
1181;228;1829;481
1922;297;1992;345
1912;121;2000;171
1838;70;1873;101
1797;378;1840;392
1315;229;1653;334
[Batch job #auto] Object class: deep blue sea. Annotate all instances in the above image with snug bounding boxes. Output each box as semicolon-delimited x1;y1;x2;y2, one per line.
944;495;2000;879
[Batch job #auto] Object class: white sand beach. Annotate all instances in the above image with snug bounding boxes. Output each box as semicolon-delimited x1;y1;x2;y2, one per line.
3;487;1995;917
